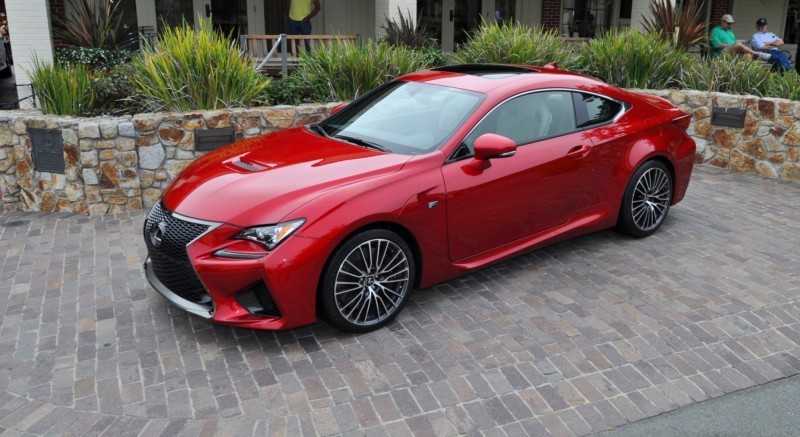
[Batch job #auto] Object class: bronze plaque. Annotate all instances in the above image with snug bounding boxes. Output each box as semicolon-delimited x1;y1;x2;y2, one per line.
30;128;65;174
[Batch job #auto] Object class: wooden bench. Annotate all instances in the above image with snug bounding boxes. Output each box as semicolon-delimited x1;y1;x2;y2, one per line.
240;34;360;76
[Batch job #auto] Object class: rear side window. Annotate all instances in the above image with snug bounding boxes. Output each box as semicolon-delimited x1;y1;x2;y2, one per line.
573;92;623;128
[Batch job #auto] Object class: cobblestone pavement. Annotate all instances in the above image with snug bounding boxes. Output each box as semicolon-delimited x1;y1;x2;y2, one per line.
1;165;799;436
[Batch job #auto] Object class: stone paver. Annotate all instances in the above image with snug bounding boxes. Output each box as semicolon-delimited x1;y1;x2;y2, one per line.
0;165;799;435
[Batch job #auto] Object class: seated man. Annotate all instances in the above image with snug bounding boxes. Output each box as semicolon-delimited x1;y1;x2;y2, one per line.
710;14;771;61
750;17;793;72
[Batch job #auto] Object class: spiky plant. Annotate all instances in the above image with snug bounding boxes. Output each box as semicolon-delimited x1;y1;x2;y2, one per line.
29;58;95;115
381;7;432;49
679;52;772;96
453;20;575;69
54;0;134;49
641;0;706;50
130;17;270;112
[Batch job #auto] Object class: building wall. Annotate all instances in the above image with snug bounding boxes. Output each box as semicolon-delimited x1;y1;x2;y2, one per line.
541;0;560;31
375;0;416;38
5;0;54;108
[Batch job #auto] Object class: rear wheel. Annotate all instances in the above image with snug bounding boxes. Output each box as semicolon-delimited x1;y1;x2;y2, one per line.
320;229;415;332
617;160;673;238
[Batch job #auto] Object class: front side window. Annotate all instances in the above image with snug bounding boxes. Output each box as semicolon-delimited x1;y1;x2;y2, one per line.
320;81;484;155
460;91;576;154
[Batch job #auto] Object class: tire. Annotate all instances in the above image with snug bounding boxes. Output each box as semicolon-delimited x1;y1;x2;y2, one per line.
320;229;415;333
617;160;673;238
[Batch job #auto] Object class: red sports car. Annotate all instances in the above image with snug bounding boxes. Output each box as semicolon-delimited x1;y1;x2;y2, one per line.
144;64;695;332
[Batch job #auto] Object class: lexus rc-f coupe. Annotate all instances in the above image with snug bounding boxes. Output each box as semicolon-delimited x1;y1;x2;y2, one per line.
143;64;695;332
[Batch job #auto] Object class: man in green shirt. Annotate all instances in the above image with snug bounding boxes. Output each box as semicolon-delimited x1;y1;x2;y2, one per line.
709;14;771;60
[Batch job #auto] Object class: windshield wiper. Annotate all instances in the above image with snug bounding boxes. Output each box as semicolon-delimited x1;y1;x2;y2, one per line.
307;123;329;137
333;135;389;152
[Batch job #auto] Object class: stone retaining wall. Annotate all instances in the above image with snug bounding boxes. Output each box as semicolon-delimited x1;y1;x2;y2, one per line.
0;103;337;215
638;89;800;182
0;92;798;216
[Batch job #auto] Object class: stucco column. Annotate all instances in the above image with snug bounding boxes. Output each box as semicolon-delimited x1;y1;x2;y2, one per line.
5;0;54;109
375;0;417;39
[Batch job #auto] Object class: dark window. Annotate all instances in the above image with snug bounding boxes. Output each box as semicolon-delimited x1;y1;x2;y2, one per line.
573;92;622;128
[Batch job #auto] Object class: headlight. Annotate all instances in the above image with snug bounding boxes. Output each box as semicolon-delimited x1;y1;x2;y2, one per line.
234;219;306;250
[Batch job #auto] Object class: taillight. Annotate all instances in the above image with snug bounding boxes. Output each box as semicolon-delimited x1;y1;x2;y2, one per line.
672;114;691;130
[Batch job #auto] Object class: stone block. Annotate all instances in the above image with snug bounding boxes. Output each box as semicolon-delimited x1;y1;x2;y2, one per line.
117;138;136;152
80;139;95;152
99;149;116;161
158;125;185;146
100;123;118;138
99;162;119;188
730;149;757;173
781;122;800;146
81;150;99;168
686;91;709;107
118;151;138;168
138;144;165;170
204;111;233;128
65;182;84;201
61;129;78;145
82;169;99;185
133;114;161;131
165;160;192;179
780;162;800;182
78;123;101;139
118;122;135;137
712;129;737;148
89;203;109;216
96;140;116;150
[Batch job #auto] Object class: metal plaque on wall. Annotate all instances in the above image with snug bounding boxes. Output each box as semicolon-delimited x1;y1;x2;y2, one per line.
30;128;65;174
195;128;236;151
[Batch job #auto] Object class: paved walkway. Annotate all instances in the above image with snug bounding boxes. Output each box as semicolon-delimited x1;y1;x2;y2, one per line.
0;165;799;436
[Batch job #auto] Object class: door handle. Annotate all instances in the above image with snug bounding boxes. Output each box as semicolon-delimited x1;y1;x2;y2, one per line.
566;145;591;159
206;4;212;17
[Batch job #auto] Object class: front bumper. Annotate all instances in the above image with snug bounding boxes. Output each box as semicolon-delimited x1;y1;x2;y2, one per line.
144;257;213;319
143;202;332;330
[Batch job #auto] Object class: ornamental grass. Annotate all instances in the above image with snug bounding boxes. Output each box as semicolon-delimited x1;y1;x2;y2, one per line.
130;16;270;112
29;58;94;116
295;40;431;102
575;28;692;89
452;20;575;69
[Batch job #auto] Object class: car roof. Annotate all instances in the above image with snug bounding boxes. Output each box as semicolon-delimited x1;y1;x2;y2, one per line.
398;64;619;97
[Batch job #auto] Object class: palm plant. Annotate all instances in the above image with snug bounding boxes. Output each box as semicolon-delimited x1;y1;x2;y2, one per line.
54;0;134;49
381;7;432;49
641;0;706;50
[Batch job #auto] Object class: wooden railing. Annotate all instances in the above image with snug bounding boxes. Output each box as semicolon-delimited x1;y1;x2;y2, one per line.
240;34;360;77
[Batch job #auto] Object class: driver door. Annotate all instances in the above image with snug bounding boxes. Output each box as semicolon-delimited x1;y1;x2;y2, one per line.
442;91;597;261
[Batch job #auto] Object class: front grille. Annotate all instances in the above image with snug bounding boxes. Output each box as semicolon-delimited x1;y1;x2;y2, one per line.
144;201;213;304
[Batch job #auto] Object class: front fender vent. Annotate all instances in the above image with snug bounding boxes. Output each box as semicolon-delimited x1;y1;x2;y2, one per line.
232;160;267;172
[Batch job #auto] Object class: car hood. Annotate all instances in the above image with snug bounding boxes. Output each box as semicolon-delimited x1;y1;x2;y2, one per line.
162;127;412;225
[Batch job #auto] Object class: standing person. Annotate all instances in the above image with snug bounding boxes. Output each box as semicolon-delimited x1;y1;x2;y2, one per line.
750;18;793;72
285;0;321;36
709;14;771;60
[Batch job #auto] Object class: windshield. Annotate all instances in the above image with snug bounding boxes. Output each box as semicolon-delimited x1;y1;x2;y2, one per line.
319;81;484;155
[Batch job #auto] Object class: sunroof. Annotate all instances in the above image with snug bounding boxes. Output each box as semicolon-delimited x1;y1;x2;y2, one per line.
432;64;537;78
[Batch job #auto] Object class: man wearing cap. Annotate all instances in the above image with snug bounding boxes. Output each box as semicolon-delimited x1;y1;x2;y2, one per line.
750;18;792;72
710;14;771;60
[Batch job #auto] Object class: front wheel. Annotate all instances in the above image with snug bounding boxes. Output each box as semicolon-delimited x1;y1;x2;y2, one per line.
617;160;673;238
320;229;415;333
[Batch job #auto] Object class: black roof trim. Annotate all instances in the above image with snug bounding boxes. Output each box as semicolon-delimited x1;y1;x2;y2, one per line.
431;64;539;76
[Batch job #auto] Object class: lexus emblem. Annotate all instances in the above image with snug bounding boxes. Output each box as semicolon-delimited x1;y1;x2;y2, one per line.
150;221;167;247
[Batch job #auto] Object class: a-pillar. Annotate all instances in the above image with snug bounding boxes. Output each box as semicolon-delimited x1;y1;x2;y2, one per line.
5;0;55;109
375;0;417;39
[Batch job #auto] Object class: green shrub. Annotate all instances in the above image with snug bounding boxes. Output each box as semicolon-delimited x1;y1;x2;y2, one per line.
260;73;316;106
30;59;94;116
55;46;134;70
130;17;270;112
92;62;140;115
575;28;693;89
765;70;800;101
296;40;431;101
452;21;575;69
416;45;449;68
678;53;770;96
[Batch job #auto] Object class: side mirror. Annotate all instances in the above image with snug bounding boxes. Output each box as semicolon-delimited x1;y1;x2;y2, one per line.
329;103;347;116
467;134;517;172
473;133;516;160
